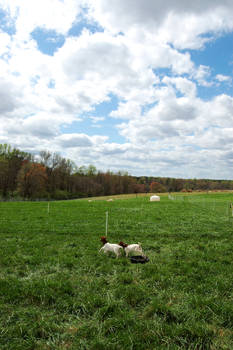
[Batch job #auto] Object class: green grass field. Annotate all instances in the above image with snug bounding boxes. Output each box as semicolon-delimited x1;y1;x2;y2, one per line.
0;193;232;349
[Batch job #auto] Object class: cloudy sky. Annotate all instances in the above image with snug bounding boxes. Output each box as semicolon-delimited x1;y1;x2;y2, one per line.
0;0;233;179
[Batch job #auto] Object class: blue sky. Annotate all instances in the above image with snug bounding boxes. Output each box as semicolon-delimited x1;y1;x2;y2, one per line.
0;0;233;179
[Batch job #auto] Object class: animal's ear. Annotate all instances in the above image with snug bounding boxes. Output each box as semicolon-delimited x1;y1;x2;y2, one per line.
100;236;107;244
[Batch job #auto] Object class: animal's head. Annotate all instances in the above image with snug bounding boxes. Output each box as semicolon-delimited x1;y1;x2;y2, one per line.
100;236;108;245
119;241;128;248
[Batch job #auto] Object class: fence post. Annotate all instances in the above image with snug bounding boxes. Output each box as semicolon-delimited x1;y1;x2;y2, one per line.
229;202;233;219
106;211;108;236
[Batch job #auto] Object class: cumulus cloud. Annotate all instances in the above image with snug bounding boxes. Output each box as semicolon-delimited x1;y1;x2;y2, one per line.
87;0;233;48
110;101;141;120
0;0;233;178
162;76;197;97
193;65;212;86
0;78;22;114
60;32;131;80
56;133;93;148
89;116;105;123
215;74;232;83
0;31;11;55
0;0;84;40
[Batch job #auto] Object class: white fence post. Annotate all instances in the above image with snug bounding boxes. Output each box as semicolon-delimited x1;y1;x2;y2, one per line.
106;211;108;236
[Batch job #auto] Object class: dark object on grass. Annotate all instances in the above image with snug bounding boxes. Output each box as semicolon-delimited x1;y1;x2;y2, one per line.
130;255;149;264
68;243;77;248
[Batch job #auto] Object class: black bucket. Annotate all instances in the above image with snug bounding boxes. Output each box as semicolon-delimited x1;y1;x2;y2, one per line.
130;255;149;264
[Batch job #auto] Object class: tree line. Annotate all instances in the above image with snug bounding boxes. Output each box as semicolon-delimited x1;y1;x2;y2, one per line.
0;144;136;200
137;177;233;193
0;143;233;200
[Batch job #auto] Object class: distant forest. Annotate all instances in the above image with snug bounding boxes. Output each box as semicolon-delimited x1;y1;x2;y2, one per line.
0;143;233;200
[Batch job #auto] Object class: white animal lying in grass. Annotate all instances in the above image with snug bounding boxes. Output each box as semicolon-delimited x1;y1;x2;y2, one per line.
99;236;123;258
119;241;145;257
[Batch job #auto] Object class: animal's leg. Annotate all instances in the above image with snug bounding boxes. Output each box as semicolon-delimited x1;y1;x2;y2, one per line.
140;249;146;257
118;249;123;258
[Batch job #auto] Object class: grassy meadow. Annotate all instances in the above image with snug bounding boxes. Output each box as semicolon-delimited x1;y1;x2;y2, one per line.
0;193;233;349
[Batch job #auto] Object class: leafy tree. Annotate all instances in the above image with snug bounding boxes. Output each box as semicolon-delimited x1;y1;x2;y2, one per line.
0;157;9;197
87;165;97;176
150;181;167;193
134;183;146;193
0;144;32;197
39;151;76;194
17;161;47;198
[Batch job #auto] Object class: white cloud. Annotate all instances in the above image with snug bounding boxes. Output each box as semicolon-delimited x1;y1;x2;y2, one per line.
89;116;105;122
0;0;233;178
60;31;131;81
56;133;93;148
110;101;141;120
0;78;23;114
87;0;233;48
162;76;197;97
22;114;61;138
0;32;11;56
0;0;84;40
215;74;232;83
89;116;105;128
204;94;233;128
56;133;108;148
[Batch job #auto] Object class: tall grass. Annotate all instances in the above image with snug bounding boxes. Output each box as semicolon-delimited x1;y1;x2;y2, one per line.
0;193;232;349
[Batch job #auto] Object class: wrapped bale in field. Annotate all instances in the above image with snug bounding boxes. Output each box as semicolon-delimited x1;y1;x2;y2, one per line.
150;195;160;201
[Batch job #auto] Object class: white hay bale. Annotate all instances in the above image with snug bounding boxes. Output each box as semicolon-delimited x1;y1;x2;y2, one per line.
107;199;113;202
150;195;160;202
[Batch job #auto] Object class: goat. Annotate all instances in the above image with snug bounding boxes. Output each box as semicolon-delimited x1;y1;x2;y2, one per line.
99;236;123;258
119;241;145;257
